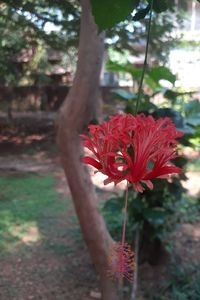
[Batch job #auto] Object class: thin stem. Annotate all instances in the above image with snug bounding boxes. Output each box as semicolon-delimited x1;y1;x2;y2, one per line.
118;181;129;297
122;181;129;246
135;0;154;114
130;227;140;300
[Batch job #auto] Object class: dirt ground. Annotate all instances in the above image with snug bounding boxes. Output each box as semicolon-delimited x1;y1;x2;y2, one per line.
0;130;100;300
0;129;199;300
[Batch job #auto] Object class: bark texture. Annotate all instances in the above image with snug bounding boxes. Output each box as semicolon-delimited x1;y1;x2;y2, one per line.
57;0;118;299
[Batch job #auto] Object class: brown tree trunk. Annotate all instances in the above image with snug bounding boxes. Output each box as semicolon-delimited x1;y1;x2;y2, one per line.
57;0;118;299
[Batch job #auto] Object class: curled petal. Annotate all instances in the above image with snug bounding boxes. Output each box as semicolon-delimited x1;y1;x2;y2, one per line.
143;180;154;190
82;156;102;170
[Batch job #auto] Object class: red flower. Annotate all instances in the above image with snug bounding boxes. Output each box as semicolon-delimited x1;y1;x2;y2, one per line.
80;114;133;184
81;113;184;192
108;242;135;282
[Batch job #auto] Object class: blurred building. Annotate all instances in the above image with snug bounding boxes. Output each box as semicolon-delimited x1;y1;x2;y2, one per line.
170;0;200;89
13;47;73;86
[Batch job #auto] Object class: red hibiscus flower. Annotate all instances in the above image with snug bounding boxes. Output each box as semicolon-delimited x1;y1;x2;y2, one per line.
81;113;184;192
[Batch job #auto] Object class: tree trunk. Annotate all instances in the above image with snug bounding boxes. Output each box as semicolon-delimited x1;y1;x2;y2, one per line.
57;0;118;299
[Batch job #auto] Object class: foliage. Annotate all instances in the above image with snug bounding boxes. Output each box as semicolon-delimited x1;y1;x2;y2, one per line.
93;0;186;64
178;194;200;224
151;262;200;300
91;0;174;32
90;0;137;32
0;0;80;49
0;0;189;84
102;175;188;247
102;165;200;263
107;12;180;63
91;0;200;35
109;61;200;143
0;0;80;84
101;61;200;262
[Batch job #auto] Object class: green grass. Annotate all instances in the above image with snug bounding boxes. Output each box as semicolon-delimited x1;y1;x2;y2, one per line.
0;174;68;253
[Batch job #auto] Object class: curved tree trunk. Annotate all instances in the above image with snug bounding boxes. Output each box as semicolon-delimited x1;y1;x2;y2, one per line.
57;0;118;299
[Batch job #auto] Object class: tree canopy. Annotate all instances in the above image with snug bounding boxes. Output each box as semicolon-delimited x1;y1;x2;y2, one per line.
0;0;80;83
0;0;196;84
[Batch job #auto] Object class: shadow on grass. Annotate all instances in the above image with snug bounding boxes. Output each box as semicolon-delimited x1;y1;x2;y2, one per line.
0;174;68;253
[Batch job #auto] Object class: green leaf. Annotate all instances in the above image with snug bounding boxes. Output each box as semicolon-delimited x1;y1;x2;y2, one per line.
133;4;150;21
102;197;124;212
143;208;167;225
90;0;138;31
185;116;200;127
152;108;184;128
107;61;142;80
164;89;180;100
148;66;176;85
184;99;200;117
145;74;160;89
112;88;136;101
130;198;145;213
152;0;173;13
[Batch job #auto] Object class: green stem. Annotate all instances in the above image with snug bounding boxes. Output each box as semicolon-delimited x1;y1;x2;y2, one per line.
121;181;129;246
135;0;154;114
119;181;129;297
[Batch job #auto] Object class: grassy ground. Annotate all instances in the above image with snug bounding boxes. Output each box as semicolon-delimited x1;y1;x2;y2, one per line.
0;173;97;300
0;175;66;253
0;128;199;300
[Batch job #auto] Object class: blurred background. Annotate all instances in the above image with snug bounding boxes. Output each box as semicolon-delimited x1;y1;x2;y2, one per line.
0;0;200;299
